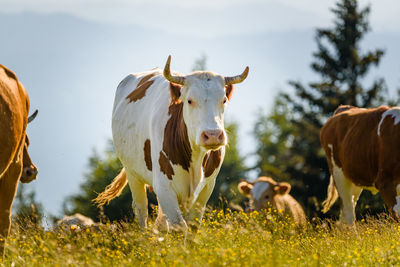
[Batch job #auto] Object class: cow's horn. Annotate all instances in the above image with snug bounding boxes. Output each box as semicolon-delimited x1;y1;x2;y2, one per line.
28;109;38;123
224;66;249;85
163;55;185;85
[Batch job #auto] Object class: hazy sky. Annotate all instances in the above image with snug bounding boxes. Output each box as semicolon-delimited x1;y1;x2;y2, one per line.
1;0;400;217
3;0;400;36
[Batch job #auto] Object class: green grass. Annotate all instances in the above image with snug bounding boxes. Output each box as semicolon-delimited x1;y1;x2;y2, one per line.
2;209;400;266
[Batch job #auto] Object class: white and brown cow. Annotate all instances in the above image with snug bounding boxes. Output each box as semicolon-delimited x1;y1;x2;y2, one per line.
321;105;400;225
0;65;38;256
238;177;306;226
95;56;248;232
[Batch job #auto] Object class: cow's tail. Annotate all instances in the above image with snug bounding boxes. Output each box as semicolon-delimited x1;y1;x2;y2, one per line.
322;174;338;213
93;168;128;207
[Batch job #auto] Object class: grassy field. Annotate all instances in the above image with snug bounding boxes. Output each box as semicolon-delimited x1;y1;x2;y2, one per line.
2;209;400;266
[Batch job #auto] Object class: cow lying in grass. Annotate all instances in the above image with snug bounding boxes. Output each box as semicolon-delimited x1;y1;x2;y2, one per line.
238;177;306;226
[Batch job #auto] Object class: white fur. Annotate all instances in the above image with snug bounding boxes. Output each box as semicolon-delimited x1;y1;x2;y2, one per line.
251;182;270;201
112;69;226;231
377;108;400;136
393;184;400;216
328;144;363;225
182;73;226;146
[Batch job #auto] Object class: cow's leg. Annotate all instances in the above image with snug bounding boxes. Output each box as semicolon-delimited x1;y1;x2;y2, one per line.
333;166;359;225
0;161;22;257
375;170;399;219
392;184;400;218
153;174;187;233
337;183;362;225
377;182;398;219
337;183;361;225
126;172;148;228
352;186;363;210
186;179;216;231
154;204;168;232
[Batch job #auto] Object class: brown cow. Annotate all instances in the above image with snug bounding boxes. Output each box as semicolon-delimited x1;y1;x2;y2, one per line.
238;177;307;226
321;105;400;225
0;65;38;256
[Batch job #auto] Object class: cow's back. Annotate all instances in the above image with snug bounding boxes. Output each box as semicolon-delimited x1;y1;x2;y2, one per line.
320;106;389;187
274;194;306;226
0;65;29;176
112;70;170;184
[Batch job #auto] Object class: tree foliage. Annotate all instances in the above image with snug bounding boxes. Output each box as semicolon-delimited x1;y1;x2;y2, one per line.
254;0;389;218
191;53;207;72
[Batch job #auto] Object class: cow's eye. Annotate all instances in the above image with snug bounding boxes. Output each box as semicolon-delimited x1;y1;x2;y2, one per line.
188;99;193;105
223;98;227;104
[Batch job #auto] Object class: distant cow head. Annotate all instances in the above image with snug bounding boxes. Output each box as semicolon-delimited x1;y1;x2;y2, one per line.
238;177;291;211
163;56;248;151
20;110;38;183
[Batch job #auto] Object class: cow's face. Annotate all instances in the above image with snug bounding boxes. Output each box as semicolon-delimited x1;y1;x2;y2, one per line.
181;74;228;150
20;136;38;183
238;179;291;211
163;56;248;151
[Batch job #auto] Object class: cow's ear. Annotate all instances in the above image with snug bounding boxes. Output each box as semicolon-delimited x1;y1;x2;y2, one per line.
169;82;182;104
225;85;234;101
274;183;291;195
238;181;253;196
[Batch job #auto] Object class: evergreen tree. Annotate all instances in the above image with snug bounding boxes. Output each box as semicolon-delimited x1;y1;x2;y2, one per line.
253;94;296;182
254;0;388;217
191;53;207;72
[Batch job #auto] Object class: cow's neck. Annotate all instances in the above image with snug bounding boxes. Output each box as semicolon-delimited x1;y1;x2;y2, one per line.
162;101;192;171
190;145;208;178
186;145;208;210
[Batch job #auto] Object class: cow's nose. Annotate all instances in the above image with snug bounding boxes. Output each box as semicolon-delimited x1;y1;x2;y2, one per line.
21;167;38;183
200;129;226;149
25;168;37;177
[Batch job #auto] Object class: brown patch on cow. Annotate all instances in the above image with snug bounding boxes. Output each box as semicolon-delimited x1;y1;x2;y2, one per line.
333;105;356;115
162;101;192;171
144;139;152;171
159;151;174;180
202;149;222;177
225;85;234;101
126;73;157;103
169;82;182;104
